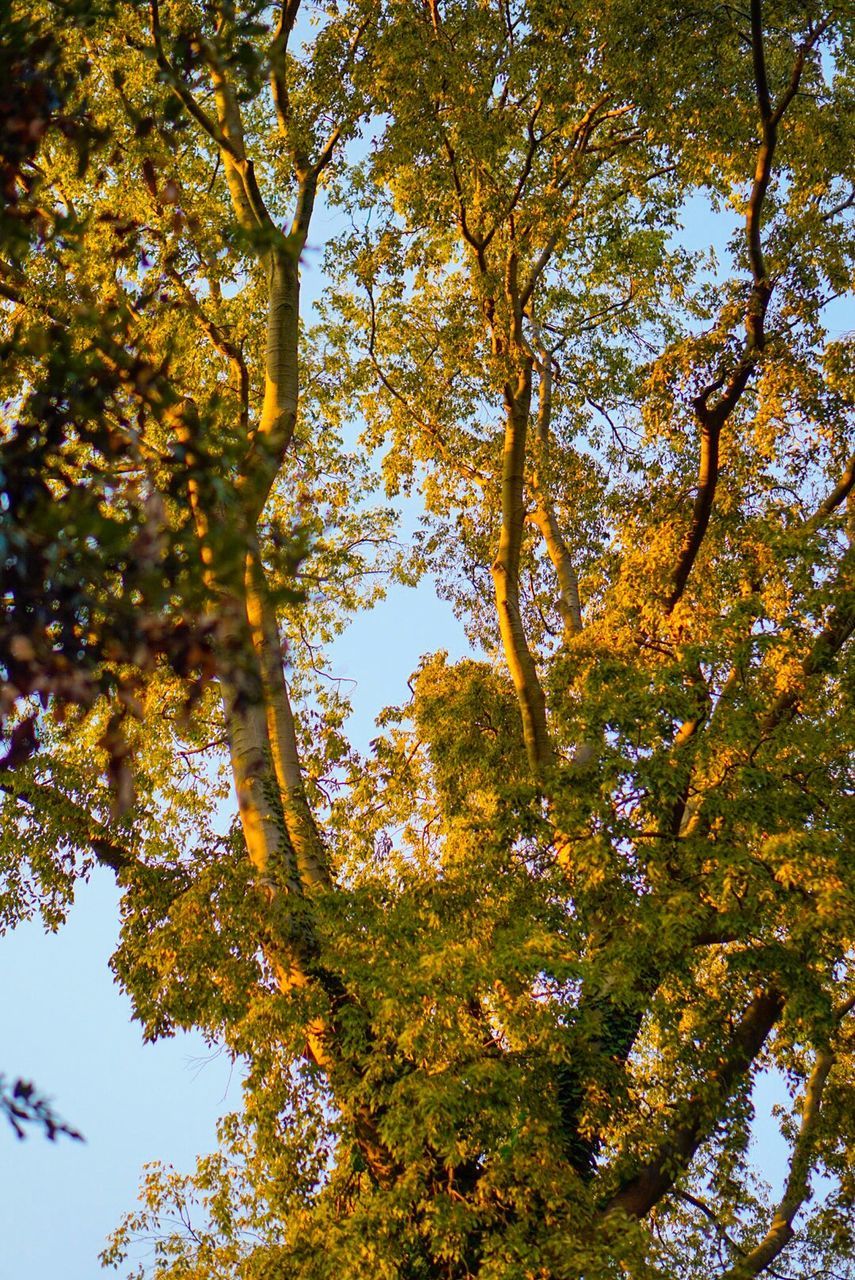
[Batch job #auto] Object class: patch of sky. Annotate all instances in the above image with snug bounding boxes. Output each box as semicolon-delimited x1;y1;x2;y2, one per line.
0;874;238;1280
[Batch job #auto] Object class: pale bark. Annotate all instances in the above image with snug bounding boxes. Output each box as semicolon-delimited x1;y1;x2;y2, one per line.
245;548;331;889
169;401;315;1001
236;249;301;521
529;505;583;641
220;670;294;889
165;15;325;884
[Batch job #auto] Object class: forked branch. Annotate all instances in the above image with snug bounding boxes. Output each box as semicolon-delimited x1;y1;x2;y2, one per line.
149;0;234;158
716;997;854;1280
666;2;832;612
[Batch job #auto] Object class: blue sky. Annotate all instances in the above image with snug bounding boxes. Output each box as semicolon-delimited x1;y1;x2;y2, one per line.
1;874;236;1279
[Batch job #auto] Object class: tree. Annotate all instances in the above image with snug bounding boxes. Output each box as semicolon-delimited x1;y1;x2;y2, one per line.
1;0;854;1277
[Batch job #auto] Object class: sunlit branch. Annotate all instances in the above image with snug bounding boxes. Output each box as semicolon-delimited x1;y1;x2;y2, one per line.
528;327;583;639
244;546;331;889
269;0;303;139
761;551;855;734
438;130;491;269
364;281;488;488
148;0;236;161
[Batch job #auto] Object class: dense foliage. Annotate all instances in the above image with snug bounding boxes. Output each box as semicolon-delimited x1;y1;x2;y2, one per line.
1;0;853;1277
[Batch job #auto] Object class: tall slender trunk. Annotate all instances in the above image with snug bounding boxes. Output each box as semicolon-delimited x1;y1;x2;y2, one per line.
238;248;302;520
260;249;300;448
491;364;554;773
530;351;583;641
245;547;331;889
167;400;298;893
221;666;294;888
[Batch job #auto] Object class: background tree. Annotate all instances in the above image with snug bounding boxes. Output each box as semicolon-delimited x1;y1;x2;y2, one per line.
1;0;854;1278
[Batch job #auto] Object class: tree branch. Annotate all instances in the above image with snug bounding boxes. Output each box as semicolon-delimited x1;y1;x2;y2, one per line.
148;0;237;160
164;266;249;434
716;998;854;1280
761;556;855;734
807;451;855;528
528;328;583;639
0;776;138;875
665;6;834;612
244;546;331;889
491;365;555;773
605;990;784;1221
269;0;303;139
440;130;490;269
365;281;487;487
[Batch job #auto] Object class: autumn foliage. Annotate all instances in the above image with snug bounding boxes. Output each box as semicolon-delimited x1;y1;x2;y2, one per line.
1;1;854;1277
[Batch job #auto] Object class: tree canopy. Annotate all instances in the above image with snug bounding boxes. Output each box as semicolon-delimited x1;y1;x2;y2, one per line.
1;0;854;1276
